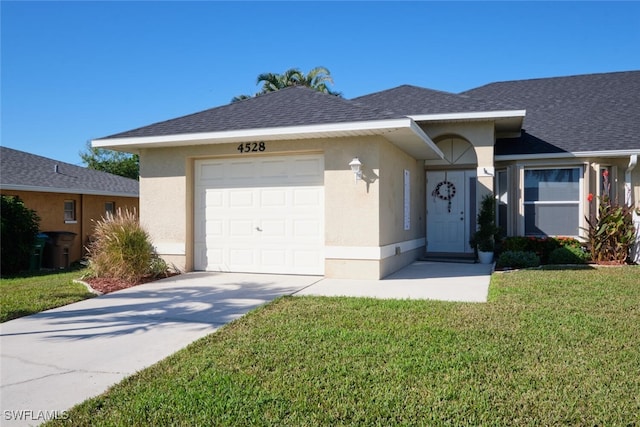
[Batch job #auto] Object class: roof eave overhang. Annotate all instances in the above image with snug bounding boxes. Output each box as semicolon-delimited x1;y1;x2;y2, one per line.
495;149;640;162
410;110;526;133
0;184;138;198
409;110;526;122
92;118;445;160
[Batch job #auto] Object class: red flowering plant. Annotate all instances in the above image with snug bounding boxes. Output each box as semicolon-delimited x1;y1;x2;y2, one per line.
583;169;636;264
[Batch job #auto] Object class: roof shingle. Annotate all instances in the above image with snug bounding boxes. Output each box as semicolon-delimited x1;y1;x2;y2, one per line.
103;86;403;140
461;71;640;154
0;147;139;197
352;84;519;115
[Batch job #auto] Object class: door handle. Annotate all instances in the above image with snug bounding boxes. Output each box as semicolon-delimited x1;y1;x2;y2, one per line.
256;227;262;232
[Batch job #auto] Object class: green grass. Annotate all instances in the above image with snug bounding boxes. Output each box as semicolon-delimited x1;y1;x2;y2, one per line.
50;266;640;426
0;270;96;322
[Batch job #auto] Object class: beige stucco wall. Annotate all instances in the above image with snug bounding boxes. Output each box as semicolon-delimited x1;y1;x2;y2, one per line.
138;135;426;279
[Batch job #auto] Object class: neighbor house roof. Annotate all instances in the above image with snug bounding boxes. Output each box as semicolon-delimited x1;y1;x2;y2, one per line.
461;71;640;156
0;147;139;197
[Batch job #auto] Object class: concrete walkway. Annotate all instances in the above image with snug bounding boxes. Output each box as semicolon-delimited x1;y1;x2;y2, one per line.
295;261;493;302
0;261;492;426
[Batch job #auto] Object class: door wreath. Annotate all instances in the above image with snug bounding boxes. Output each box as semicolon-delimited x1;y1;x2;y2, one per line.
432;181;456;212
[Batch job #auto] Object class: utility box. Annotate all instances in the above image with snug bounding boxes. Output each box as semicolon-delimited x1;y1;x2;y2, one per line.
42;231;77;269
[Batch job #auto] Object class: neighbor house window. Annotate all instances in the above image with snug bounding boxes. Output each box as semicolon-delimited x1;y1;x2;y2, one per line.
105;202;115;215
64;200;76;222
524;167;581;236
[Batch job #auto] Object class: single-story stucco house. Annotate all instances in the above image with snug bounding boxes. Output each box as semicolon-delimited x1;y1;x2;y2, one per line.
93;71;640;279
0;147;139;268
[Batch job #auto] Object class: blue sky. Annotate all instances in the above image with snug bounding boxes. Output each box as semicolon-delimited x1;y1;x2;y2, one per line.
2;1;639;166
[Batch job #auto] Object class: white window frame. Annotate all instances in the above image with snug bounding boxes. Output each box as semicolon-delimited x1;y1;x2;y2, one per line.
521;166;583;237
64;200;77;223
105;201;116;215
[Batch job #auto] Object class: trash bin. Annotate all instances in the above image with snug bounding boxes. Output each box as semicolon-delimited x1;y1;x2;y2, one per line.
42;231;77;269
29;233;49;271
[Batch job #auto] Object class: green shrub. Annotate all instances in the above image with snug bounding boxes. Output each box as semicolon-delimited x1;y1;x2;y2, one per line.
496;250;540;269
584;195;635;264
501;236;584;264
548;246;590;265
1;196;40;276
501;236;530;252
86;208;170;284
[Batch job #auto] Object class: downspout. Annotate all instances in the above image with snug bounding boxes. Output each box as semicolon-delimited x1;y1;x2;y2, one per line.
625;154;637;207
626;154;639;264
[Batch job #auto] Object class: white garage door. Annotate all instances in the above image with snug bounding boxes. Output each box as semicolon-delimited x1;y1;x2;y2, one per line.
194;154;324;275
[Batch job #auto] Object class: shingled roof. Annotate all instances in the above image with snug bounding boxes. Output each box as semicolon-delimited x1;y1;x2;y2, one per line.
352;84;519;115
461;71;640;155
0;147;139;197
97;71;639;157
103;86;402;140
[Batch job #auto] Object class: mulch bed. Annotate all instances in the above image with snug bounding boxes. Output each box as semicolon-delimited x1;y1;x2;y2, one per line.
83;273;180;295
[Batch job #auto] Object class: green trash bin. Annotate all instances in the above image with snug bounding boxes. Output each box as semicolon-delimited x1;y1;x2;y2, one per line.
29;233;48;271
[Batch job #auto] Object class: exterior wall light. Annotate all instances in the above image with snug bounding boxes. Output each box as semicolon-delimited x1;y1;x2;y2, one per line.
349;157;363;183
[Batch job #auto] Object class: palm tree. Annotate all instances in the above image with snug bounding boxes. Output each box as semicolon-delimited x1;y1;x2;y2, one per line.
232;66;340;102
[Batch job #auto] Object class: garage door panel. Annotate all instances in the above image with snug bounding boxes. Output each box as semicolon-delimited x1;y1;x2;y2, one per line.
293;188;322;206
229;190;254;207
260;160;288;179
260;220;286;237
195;154;324;275
205;220;223;236
229;220;253;237
229;248;255;266
261;189;287;207
205;190;224;208
293;158;323;179
294;220;322;237
229;162;256;179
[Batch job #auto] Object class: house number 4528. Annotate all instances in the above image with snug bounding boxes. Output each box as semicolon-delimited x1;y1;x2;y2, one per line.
237;142;266;153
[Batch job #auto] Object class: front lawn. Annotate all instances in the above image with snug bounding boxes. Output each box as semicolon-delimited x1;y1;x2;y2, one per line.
51;266;639;426
0;270;96;322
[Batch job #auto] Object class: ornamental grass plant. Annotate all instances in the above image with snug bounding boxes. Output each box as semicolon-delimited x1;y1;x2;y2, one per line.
86;208;160;284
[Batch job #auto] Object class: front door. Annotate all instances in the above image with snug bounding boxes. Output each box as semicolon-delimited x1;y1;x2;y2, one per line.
426;170;476;253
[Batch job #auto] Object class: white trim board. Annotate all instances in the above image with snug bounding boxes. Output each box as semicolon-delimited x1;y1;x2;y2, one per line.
325;238;426;261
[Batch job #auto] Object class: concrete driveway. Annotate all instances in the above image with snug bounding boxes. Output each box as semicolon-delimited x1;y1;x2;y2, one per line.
0;272;321;426
0;261;492;426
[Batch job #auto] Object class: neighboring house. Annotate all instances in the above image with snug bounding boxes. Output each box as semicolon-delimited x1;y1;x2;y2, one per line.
0;147;139;267
92;71;640;279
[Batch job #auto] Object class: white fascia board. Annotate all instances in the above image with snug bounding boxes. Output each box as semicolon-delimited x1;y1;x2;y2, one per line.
92;118;416;149
496;149;640;161
408;120;445;159
0;184;138;198
409;110;526;122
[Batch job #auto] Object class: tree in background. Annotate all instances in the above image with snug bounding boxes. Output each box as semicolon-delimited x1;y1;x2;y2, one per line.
1;196;40;276
232;66;341;102
80;142;139;180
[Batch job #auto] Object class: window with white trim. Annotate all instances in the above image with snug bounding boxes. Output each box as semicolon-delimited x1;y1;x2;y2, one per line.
524;167;581;236
105;201;115;215
64;200;76;222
